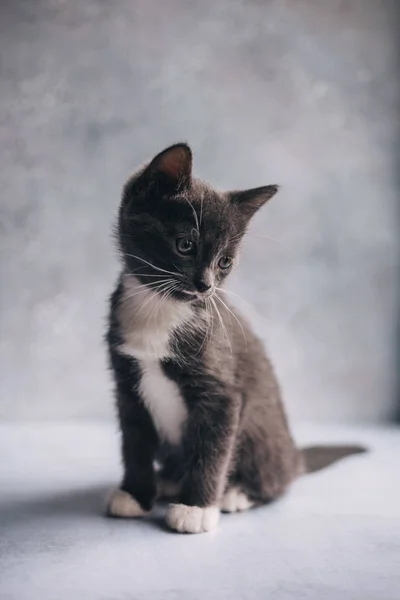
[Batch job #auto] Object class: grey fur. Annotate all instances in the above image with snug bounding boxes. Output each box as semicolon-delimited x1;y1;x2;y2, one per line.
106;143;366;530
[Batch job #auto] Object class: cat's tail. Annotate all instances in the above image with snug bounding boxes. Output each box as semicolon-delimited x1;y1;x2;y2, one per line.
300;444;367;474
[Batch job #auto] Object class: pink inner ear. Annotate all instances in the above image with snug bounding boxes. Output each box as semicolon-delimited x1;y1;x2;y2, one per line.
158;147;189;179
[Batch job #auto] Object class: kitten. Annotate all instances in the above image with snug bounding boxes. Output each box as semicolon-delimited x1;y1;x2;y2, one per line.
106;143;365;533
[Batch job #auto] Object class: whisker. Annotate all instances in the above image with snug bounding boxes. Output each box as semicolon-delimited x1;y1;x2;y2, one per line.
195;301;209;356
250;232;293;251
121;279;172;301
215;287;272;326
137;280;175;316
124;278;172;291
207;297;215;341
215;287;253;311
148;281;179;327
173;263;184;274
129;272;174;278
199;191;204;226
196;297;214;355
229;233;244;243
125;253;184;279
183;197;200;234
211;296;232;355
135;288;159;315
215;293;247;349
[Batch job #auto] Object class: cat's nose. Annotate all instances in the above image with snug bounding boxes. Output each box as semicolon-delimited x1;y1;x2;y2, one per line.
194;269;214;294
196;280;212;294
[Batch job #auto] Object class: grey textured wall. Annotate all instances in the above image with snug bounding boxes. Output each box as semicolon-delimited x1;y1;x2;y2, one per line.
0;0;398;421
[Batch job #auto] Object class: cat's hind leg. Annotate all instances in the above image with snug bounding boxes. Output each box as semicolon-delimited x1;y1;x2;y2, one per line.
224;426;298;511
220;486;255;513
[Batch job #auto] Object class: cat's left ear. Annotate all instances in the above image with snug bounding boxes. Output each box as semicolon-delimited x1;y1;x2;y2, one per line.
229;185;279;218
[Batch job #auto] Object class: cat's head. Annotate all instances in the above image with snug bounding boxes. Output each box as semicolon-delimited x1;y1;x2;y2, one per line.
117;143;278;302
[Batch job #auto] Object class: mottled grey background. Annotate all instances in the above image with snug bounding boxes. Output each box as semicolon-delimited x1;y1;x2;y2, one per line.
0;0;398;421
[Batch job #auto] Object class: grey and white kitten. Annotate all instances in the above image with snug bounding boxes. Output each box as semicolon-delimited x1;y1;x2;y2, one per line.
106;143;365;533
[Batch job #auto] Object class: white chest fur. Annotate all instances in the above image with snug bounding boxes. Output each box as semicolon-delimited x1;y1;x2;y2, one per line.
139;359;188;444
117;275;194;361
117;275;191;444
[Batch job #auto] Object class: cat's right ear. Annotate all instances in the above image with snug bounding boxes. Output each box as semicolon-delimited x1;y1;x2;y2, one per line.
146;143;193;190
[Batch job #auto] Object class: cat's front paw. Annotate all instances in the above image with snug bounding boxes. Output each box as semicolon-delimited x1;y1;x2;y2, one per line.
107;489;149;518
166;503;220;533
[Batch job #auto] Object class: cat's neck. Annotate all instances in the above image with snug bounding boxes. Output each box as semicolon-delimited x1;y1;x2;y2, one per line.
117;274;196;361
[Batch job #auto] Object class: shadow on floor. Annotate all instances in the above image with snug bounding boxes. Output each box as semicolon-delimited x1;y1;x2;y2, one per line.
0;485;110;525
0;484;168;532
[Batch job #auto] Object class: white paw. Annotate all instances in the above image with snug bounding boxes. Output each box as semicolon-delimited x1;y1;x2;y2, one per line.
107;489;149;518
166;503;220;533
220;487;254;513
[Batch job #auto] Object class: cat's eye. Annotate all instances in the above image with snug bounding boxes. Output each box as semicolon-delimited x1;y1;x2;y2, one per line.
218;256;233;270
176;237;195;255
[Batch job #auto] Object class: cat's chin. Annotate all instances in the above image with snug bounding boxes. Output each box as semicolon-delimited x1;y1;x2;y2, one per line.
172;289;199;303
173;290;214;305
